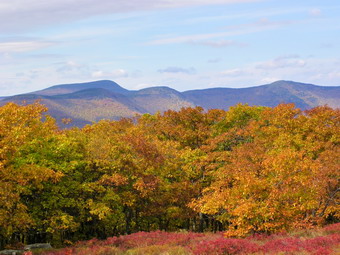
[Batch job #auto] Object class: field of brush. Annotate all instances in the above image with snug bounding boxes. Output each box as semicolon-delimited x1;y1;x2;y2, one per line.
29;223;340;255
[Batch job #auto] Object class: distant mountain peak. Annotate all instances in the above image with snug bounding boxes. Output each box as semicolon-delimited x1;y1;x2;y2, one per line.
136;86;181;95
53;88;124;99
268;80;315;87
33;80;129;96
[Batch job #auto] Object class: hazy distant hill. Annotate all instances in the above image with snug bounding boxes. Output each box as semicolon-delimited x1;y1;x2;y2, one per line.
183;81;340;110
1;80;339;127
131;86;194;114
33;80;130;96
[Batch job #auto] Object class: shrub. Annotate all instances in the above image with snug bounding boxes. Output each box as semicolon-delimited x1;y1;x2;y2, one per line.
190;238;259;255
39;226;340;255
126;245;189;255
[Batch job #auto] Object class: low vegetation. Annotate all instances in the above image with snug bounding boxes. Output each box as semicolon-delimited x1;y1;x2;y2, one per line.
27;223;340;254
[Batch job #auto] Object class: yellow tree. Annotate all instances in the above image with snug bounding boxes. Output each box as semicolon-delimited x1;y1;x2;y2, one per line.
0;102;61;243
142;107;224;149
81;118;198;233
138;108;227;231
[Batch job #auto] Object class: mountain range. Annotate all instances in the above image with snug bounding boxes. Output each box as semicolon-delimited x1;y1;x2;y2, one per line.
1;80;339;127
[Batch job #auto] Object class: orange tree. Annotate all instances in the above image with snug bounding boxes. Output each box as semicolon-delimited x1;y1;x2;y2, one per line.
137;107;227;231
142;107;225;149
191;104;339;237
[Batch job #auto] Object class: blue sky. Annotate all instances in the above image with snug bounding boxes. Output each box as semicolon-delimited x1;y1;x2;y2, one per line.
0;0;340;96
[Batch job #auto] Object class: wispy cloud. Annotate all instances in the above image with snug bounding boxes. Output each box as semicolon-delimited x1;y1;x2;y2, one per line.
218;55;308;79
261;77;280;83
320;43;334;49
1;0;339;95
185;7;307;24
92;69;128;79
220;68;246;77
149;32;228;45
158;66;196;74
213;56;340;88
190;39;247;48
0;0;264;32
208;58;223;63
55;61;91;78
309;8;321;17
148;18;296;45
255;55;306;69
55;61;131;80
0;40;55;53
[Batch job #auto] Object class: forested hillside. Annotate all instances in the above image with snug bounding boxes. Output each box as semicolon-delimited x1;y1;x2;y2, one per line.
0;102;339;249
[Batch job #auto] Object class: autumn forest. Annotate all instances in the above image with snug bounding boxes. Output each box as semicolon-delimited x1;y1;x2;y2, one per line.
0;102;339;250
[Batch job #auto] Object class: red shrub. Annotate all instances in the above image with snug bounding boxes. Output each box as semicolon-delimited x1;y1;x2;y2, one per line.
323;223;340;234
97;230;209;249
39;226;340;255
303;234;340;254
260;237;304;253
191;237;260;255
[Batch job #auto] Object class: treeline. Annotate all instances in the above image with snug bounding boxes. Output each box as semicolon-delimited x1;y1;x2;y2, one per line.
0;102;339;248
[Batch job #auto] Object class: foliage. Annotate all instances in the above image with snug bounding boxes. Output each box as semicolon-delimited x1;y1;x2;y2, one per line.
0;102;61;242
192;104;339;236
37;224;340;254
0;102;339;249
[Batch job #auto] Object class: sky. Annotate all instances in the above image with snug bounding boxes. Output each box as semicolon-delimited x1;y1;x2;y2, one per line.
0;0;340;96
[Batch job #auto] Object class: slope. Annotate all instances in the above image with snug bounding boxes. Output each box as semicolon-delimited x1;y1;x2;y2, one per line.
130;86;194;114
33;80;130;96
183;80;340;110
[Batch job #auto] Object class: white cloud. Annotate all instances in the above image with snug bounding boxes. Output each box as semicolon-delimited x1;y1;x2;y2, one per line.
261;77;279;83
153;0;260;8
211;57;340;88
1;56;340;97
149;32;230;45
132;83;158;90
328;71;340;79
91;69;128;78
0;0;264;32
309;8;321;17
220;68;246;77
0;40;55;53
57;61;87;72
53;61;93;81
55;61;129;80
148;18;296;45
191;39;247;48
208;58;223;63
255;55;306;70
185;7;309;25
158;66;196;74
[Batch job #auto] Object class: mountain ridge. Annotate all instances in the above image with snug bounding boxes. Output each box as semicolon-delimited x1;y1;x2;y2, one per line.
32;80;130;96
1;80;339;127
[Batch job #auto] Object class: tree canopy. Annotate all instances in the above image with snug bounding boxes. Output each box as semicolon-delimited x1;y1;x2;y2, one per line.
0;102;338;248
